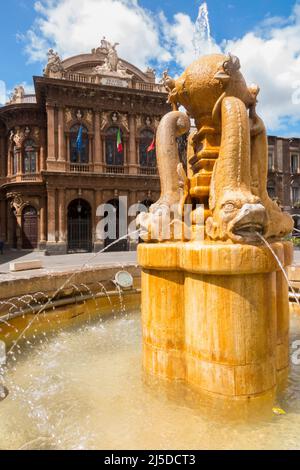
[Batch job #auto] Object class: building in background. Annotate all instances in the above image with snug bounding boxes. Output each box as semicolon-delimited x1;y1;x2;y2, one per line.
267;136;300;229
0;41;299;254
0;41;169;254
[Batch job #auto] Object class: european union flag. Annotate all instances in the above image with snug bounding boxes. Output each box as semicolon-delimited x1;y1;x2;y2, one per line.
76;125;83;153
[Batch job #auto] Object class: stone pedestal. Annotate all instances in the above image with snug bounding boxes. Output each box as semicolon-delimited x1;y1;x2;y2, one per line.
138;241;293;399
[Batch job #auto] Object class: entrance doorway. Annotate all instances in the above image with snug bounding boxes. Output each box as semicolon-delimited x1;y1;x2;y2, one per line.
22;206;38;249
104;199;128;252
67;199;92;253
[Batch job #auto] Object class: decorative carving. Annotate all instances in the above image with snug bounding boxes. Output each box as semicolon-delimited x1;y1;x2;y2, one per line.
65;108;73;124
86;110;93;124
136;115;143;129
12;127;26;148
44;49;64;78
145;116;152;127
92;39;133;79
111;112;119;123
138;53;293;243
8;86;25;104
76;109;83;121
100;112;110;130
120;113;129;132
145;67;156;81
7;192;29;212
33;127;40;143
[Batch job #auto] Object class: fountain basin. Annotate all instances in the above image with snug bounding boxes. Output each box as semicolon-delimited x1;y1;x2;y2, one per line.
0;309;300;450
139;241;293;399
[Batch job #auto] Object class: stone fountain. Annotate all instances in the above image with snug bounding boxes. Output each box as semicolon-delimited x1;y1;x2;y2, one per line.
137;54;294;401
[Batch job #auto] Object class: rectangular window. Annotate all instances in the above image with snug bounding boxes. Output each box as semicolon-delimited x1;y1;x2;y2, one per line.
292;187;300;205
268;150;274;171
291;154;299;174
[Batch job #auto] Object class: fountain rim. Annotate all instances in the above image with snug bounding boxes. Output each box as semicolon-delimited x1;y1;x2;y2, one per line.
138;240;293;275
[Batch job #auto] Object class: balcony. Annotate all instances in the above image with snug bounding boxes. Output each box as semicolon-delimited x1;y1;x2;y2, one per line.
2;174;43;184
60;71;166;93
68;163;92;173
105;165;125;175
138;167;158;176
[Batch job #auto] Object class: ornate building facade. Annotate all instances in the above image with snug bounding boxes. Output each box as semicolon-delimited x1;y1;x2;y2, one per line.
0;40;170;253
267;136;300;228
0;41;299;254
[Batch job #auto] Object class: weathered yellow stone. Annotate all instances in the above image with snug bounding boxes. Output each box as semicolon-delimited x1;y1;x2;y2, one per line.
139;241;293;399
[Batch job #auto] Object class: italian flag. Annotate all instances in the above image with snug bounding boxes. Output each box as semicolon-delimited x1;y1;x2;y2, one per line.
147;138;155;153
117;128;123;153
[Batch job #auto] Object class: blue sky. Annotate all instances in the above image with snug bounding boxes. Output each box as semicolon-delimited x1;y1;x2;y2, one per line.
0;0;300;136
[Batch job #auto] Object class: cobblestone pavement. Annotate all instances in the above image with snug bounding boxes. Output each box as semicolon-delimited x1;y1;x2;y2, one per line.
0;250;138;283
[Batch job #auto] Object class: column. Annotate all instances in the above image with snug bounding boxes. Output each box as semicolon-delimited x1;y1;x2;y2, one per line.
66;134;71;164
57;108;65;164
16;148;22;175
46;105;56;162
40;128;47;171
89;135;93;167
0;199;7;242
0;134;5;177
58;188;66;244
47;188;56;243
7;204;13;246
94;111;103;172
94;190;104;252
39;198;47;245
7;148;11;176
129;114;137;175
102;138;106;171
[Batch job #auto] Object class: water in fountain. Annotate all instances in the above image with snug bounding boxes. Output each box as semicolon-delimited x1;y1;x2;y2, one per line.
0;229;141;362
256;232;300;309
1;309;300;450
192;2;212;57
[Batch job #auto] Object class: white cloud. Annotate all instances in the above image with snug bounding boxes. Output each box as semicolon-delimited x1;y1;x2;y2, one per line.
22;0;171;70
21;0;300;134
223;3;300;132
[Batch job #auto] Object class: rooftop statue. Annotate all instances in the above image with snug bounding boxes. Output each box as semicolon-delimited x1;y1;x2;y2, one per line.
92;38;133;79
8;85;25;104
44;49;64;77
138;53;293;243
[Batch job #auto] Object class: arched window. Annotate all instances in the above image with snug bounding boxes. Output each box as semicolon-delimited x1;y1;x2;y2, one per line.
23;139;37;174
139;130;156;167
70;125;89;164
105;127;124;166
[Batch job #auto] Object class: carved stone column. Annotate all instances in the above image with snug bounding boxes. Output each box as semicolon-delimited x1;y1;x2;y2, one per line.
39;198;47;248
58;188;67;247
7;148;12;176
57;108;65;165
89;135;93;166
46;105;56;163
94;111;103;172
16;148;22;175
0;198;7;242
94;190;104;252
129;114;137;175
40;128;47;171
0;134;5;177
46;187;56;248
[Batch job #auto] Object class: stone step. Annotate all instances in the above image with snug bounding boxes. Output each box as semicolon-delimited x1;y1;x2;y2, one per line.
9;260;43;272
